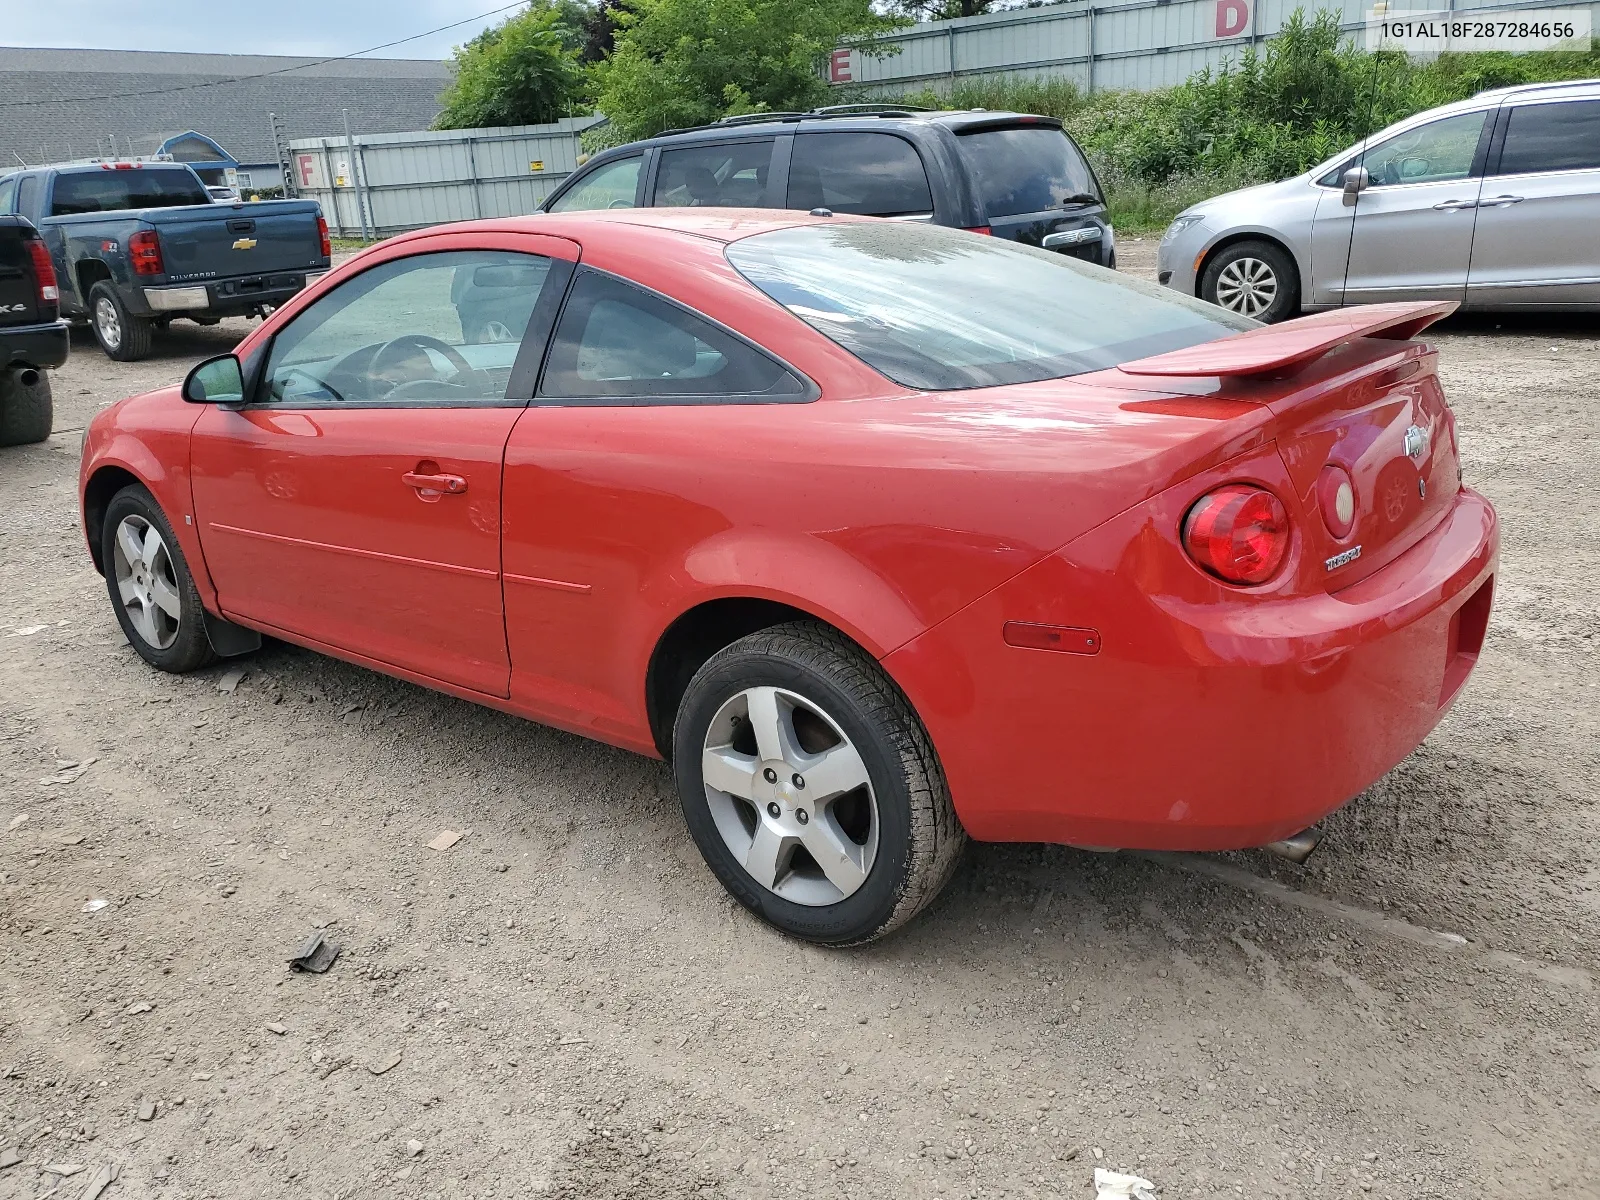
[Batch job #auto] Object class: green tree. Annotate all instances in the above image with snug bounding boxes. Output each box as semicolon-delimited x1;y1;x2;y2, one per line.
435;4;589;130
593;0;908;140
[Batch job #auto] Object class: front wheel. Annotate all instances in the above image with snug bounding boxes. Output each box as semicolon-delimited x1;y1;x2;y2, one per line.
101;484;216;673
673;623;965;945
89;281;154;361
1200;239;1299;323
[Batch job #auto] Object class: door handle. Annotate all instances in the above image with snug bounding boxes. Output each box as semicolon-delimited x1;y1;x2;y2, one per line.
1432;198;1478;211
1479;194;1525;207
402;471;467;495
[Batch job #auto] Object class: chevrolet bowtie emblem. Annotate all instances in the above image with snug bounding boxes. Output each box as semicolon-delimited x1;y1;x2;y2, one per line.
232;237;257;251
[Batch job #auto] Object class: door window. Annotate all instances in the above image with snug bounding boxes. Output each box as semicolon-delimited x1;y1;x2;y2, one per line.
0;177;15;213
548;156;642;211
1496;100;1600;174
262;251;556;405
15;175;40;219
653;141;776;208
787;133;933;217
1358;112;1487;187
538;269;805;401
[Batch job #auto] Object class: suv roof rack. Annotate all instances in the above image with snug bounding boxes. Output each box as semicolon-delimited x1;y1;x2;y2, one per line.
810;103;930;115
656;104;936;138
1475;76;1600;98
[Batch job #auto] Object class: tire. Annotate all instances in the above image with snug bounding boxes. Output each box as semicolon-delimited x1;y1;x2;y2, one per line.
1200;239;1300;324
672;622;966;946
0;370;53;446
100;484;216;673
190;316;222;326
89;281;154;361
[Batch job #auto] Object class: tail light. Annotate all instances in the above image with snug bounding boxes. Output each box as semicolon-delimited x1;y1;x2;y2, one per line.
1182;484;1290;585
962;225;992;235
24;233;59;315
1315;465;1357;539
129;229;164;275
317;215;331;259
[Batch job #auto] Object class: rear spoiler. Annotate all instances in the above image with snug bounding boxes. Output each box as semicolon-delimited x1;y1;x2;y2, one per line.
1117;301;1457;380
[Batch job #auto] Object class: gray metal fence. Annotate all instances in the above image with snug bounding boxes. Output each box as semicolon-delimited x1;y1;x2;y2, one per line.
832;0;1599;94
285;116;606;239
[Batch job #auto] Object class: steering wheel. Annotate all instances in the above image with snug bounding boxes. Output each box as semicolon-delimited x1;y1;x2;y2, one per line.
368;334;476;393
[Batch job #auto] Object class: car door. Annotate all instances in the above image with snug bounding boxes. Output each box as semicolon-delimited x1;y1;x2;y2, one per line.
188;234;576;697
500;266;810;742
1321;109;1491;305
1467;96;1600;307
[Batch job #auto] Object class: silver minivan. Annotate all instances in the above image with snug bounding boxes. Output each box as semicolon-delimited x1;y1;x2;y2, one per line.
1157;78;1600;321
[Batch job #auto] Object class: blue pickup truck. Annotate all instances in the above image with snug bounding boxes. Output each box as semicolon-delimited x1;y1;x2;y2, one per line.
0;161;330;361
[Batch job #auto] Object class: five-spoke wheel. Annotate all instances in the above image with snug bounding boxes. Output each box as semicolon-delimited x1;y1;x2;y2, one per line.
100;484;216;672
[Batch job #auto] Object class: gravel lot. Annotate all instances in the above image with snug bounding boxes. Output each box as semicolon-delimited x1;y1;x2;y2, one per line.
2;241;1597;1200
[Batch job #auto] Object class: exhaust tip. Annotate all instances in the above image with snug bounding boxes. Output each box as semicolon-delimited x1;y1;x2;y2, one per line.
1264;827;1322;864
15;367;40;387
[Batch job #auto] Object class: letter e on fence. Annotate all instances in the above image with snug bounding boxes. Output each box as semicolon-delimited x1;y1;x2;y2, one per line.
830;48;853;83
1215;0;1250;37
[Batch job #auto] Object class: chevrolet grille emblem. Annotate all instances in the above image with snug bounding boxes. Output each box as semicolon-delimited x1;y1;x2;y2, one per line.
232;237;257;251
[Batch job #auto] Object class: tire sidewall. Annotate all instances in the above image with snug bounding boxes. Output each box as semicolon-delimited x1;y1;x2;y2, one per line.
673;649;915;946
101;486;213;672
1202;241;1299;324
90;284;125;357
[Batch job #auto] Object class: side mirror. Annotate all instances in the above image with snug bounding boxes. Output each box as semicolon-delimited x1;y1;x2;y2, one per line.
1342;166;1370;206
183;354;245;405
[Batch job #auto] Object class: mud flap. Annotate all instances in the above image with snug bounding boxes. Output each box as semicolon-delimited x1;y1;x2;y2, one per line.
203;610;261;658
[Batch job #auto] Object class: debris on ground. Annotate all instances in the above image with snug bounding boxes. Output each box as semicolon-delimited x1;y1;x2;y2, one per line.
427;829;462;851
265;1022;287;1036
40;760;94;786
42;1162;85;1176
217;667;247;694
368;1051;403;1076
406;1139;425;1158
1094;1168;1157;1200
82;898;108;913
123;1002;153;1015
287;929;341;974
0;1146;20;1169
77;1162;120;1200
136;1100;155;1122
6;814;25;832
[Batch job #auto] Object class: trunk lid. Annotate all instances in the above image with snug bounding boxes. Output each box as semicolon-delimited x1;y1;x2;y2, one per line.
145;200;326;280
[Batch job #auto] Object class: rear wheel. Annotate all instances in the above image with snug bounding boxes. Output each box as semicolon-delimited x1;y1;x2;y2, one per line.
90;282;154;361
672;622;965;945
0;370;53;446
101;485;216;673
1201;239;1299;323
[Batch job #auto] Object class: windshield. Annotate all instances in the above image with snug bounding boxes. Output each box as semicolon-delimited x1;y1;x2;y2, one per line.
51;168;210;215
957;126;1100;218
726;222;1253;391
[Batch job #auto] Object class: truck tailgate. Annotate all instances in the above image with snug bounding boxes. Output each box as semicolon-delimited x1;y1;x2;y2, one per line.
147;201;326;280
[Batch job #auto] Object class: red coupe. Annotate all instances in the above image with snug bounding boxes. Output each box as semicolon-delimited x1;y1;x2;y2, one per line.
79;210;1497;944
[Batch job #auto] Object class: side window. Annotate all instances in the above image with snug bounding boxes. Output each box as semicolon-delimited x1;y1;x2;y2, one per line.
0;177;15;213
788;133;933;217
549;156;642;212
15;175;41;220
539;270;805;402
653;141;776;208
262;251;556;405
1497;100;1600;175
1358;112;1487;187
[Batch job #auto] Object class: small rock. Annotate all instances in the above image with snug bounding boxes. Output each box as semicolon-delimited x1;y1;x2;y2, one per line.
136;1100;156;1122
0;1146;20;1169
192;1072;213;1081
124;1002;153;1016
395;1165;414;1180
265;1023;287;1036
406;1139;425;1158
82;899;109;913
427;830;462;852
217;668;247;694
43;1163;85;1176
368;1052;403;1076
1092;1147;1105;1161
6;814;27;832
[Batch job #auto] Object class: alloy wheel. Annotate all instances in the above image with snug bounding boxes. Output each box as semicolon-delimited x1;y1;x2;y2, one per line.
112;515;181;650
95;296;123;351
1214;256;1279;318
700;686;879;906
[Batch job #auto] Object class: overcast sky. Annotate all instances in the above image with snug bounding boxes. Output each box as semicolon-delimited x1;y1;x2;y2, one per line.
0;0;522;59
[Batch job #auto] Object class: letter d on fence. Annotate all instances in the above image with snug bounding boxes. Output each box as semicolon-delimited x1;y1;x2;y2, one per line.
1215;0;1250;37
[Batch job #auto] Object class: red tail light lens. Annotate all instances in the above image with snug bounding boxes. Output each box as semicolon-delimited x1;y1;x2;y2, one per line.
129;229;164;275
317;215;331;259
24;234;59;311
962;225;992;235
1315;465;1357;539
1182;485;1290;585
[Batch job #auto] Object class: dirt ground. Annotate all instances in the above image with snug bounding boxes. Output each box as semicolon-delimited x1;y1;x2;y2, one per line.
2;240;1596;1200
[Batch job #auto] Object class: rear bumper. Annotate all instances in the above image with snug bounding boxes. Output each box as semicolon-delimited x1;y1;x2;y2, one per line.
139;270;316;317
1;318;70;371
884;486;1499;851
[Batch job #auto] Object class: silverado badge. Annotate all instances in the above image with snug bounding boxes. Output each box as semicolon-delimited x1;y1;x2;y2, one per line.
232;237;258;251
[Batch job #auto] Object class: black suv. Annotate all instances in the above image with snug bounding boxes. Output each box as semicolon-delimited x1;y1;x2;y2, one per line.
542;106;1114;267
0;214;67;447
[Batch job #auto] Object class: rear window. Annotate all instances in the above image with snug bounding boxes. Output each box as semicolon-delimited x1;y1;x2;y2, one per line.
1497;100;1600;174
50;168;209;216
787;132;933;217
726;222;1252;391
958;125;1099;218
